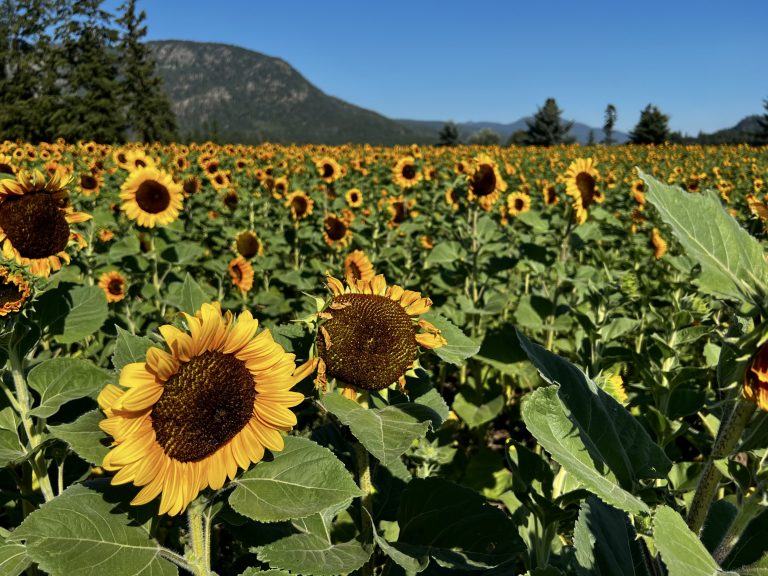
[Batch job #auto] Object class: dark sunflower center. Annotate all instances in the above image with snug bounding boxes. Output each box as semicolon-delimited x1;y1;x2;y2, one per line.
236;234;260;258
391;201;407;224
0;163;14;175
81;174;98;189
231;264;243;282
135;180;171;214
514;198;525;211
0;193;70;259
325;217;347;241
224;192;238;208
347;261;363;280
322;163;334;178
351;192;359;202
401;164;416;180
0;279;23;307
107;278;123;295
291;196;308;215
134;158;147;168
575;172;596;204
317;293;418;391
471;164;497;196
151;350;256;462
183;177;199;195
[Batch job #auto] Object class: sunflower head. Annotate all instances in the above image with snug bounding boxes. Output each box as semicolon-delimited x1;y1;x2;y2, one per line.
315;275;447;391
565;157;601;224
0;169;91;277
323;214;352;250
98;303;315;515
315;157;343;183
98;271;128;303
0;267;31;316
650;227;667;259
343;250;375;283
506;192;531;216
228;256;254;293
285;190;314;220
119;167;183;228
468;154;507;210
393;156;422;188
345;187;363;208
234;231;264;259
744;343;768;411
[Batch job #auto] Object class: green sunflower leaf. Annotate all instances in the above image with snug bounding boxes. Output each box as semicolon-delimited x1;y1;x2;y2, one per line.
229;436;362;523
48;410;109;466
0;408;24;468
239;569;291;576
639;169;768;308
419;312;479;366
0;537;30;576
164;273;211;315
35;284;109;345
256;533;372;576
111;326;154;371
28;358;112;419
7;484;177;576
321;392;432;466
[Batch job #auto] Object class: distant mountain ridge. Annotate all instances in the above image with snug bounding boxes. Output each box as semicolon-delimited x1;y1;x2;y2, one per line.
149;40;758;146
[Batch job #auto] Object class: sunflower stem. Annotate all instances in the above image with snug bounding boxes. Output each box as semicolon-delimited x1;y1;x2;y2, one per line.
687;395;756;534
713;483;765;563
354;442;374;576
185;497;211;576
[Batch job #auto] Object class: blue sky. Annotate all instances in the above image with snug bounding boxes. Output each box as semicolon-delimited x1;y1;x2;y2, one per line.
106;0;767;135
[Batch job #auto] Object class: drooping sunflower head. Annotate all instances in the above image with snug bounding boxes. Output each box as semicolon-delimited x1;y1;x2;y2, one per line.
315;275;447;391
228;256;254;294
285;190;314;220
119;167;184;228
565;157;601;224
0;169;91;277
345;187;363;208
98;303;315;515
343;250;375;283
393;156;422;188
506;192;532;217
468;154;507;210
0;267;31;316
98;271;128;303
234;230;264;259
323;214;352;250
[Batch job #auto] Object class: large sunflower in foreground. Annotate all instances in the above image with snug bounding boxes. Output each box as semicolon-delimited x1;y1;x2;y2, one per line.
119;167;183;228
315;275;447;391
99;303;315;516
0;267;31;316
0;169;91;277
565;158;603;224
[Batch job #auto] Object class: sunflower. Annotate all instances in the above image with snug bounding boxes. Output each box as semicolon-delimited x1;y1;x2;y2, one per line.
125;149;156;171
0;267;31;316
315;275;447;391
182;175;200;197
565;157;603;224
99;303;315;515
98;271;128;303
631;180;646;205
650;228;667;259
393;156;422;188
234;231;264;259
468;154;507;211
228;256;254;294
0;169;91;277
745;343;768;411
315;157;343;183
78;171;102;197
98;228;114;243
285;190;314;220
344;250;375;283
323;214;352;250
272;176;289;198
345;188;363;208
0;154;16;176
387;196;413;228
119;167;183;228
541;180;559;206
506;192;531;217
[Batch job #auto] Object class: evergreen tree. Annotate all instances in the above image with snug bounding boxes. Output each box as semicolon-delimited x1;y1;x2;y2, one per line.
506;129;528;147
524;98;574;146
437;122;459;146
53;0;126;142
116;0;177;142
587;130;595;145
467;127;500;146
629;104;671;145
602;103;617;145
756;98;768;146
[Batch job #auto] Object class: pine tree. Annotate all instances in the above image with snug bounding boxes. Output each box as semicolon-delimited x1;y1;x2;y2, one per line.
437;122;459;146
602;103;617;145
53;0;126;142
756;98;768;146
629;104;671;145
524;98;574;146
116;0;177;142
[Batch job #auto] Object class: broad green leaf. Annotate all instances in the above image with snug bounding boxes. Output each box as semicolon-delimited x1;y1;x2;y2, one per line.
521;386;648;515
48;410;109;466
573;496;648;576
239;569;291;576
28;358;112;419
639;169;768;306
653;505;735;576
229;436;362;522
111;326;154;370
518;330;671;486
256;533;371;576
738;555;768;575
322;393;431;465
165;273;210;315
420;312;479;366
107;236;140;261
372;527;429;573
8;484;177;576
424;241;464;267
160;241;204;265
452;390;504;428
0;538;30;576
41;285;108;345
599;317;639;341
396;477;525;570
0;408;24;467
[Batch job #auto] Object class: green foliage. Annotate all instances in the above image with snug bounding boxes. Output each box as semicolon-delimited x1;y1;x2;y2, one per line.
524;98;575;146
602;103;617;145
437;121;459;146
630;104;671;144
467;127;501;145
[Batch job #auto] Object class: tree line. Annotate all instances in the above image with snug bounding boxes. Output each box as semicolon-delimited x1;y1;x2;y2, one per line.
439;98;768;147
0;0;177;143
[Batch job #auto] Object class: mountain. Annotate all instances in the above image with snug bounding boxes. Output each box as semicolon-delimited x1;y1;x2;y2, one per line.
399;119;630;145
687;115;763;145
148;40;420;145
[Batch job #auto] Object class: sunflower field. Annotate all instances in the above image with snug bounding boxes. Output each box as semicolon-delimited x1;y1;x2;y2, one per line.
1;140;768;576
